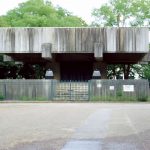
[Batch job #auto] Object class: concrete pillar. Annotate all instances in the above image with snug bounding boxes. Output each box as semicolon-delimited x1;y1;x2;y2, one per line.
53;62;60;80
93;61;107;79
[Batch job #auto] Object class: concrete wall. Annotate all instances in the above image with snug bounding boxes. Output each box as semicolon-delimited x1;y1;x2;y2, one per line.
0;27;149;55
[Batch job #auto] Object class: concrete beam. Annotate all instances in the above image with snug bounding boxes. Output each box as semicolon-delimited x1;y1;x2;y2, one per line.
0;27;149;54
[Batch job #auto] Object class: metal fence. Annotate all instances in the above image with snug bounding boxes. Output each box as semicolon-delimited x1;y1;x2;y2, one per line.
0;80;56;100
54;81;89;101
0;79;149;101
89;79;149;101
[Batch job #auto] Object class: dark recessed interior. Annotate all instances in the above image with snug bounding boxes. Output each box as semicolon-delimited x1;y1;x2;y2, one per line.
60;61;93;81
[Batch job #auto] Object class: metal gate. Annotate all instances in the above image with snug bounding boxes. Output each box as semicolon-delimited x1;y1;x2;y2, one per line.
53;81;89;101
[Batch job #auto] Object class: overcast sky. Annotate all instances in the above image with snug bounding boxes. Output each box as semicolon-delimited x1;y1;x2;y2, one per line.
0;0;108;24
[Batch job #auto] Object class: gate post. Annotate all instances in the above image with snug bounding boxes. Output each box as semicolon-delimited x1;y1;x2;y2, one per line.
69;80;71;100
88;80;91;101
50;79;55;100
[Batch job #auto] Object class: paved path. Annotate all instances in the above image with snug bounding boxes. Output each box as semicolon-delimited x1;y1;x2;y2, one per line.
0;103;150;150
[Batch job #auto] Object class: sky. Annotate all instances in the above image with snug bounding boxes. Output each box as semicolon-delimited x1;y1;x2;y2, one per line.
0;0;108;24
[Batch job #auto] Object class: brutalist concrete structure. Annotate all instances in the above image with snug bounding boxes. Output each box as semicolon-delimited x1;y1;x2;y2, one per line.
0;27;149;80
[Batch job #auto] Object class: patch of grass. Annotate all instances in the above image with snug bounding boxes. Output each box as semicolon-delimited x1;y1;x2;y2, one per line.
90;94;137;102
19;96;48;101
35;97;48;101
117;95;137;101
20;96;34;101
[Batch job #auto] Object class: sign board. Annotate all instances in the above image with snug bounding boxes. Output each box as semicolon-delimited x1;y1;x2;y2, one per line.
123;85;134;92
97;83;102;88
110;86;114;90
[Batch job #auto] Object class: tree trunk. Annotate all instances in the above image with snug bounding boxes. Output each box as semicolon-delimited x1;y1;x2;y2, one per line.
123;64;131;79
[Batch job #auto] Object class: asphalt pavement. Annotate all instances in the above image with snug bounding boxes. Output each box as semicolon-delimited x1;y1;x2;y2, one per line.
0;103;150;150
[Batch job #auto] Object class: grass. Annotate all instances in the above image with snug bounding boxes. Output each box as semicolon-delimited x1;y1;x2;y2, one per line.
0;91;149;102
90;95;149;102
19;96;48;101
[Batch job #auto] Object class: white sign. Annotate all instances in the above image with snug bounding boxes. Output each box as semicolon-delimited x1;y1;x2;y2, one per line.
123;85;134;92
97;83;102;88
110;86;114;90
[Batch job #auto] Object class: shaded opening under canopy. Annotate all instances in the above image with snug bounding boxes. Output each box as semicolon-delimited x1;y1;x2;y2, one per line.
60;61;93;81
55;53;94;81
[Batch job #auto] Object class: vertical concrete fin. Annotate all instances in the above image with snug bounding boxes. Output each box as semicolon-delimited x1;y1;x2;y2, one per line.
135;28;149;52
94;43;103;60
41;43;52;59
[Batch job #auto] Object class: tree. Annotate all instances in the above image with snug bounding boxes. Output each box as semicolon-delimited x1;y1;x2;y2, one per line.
143;64;150;79
133;64;150;80
0;16;9;27
92;0;150;79
107;64;136;79
92;0;150;27
0;54;21;79
107;64;123;79
4;0;87;27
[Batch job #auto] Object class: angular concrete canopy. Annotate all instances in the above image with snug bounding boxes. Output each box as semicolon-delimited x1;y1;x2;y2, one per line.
0;27;149;80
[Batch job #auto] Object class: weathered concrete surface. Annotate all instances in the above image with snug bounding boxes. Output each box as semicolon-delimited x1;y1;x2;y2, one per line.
0;103;150;150
0;27;149;54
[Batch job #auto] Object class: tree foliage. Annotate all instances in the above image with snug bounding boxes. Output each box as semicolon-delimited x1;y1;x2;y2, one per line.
92;0;150;27
2;0;87;27
92;0;150;79
143;64;150;80
0;16;9;27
